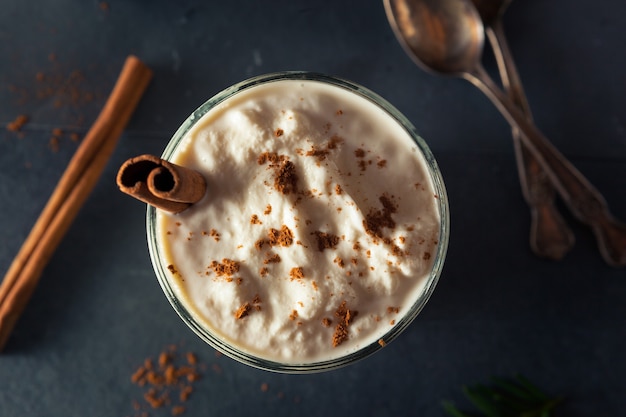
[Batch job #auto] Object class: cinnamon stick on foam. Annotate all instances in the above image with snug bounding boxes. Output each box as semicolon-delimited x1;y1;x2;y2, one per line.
116;154;207;213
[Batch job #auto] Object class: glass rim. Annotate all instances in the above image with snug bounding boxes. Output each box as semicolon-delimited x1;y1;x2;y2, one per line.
147;71;450;373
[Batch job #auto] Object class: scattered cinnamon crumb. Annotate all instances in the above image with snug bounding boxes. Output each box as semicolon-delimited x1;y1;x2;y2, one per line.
258;152;298;194
423;252;431;260
130;346;203;416
334;184;343;195
354;148;365;158
274;128;284;137
186;352;197;366
289;310;298;321
235;303;252;319
333;257;345;268
378;339;386;347
332;301;357;347
311;231;340;251
377;159;387;168
172;405;185;416
250;214;262;225
209;258;240;277
263;252;281;264
48;136;60;152
387;306;400;314
264;204;272;215
6;114;29;133
268;225;294;247
259;267;269;277
321;317;332;327
289;267;305;281
363;194;397;239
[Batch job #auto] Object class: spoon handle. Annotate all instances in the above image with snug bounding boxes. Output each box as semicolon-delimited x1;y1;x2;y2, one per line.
487;20;574;260
466;65;626;267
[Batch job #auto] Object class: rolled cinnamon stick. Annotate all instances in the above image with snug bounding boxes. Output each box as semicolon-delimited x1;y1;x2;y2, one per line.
116;154;207;213
0;55;152;351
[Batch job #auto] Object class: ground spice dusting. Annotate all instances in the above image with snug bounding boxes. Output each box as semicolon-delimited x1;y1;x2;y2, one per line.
274;128;284;137
130;345;202;417
264;204;272;215
321;317;332;327
6;114;29;132
304;135;343;164
250;214;262;225
311;231;340;251
268;225;294;247
258;152;298;194
363;194;397;239
209;258;240;277
289;267;304;281
332;301;357;347
235;303;252;319
263;252;281;264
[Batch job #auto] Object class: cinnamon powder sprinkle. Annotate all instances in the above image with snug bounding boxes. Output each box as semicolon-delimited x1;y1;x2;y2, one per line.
235;303;252;319
268;225;294;247
209;258;240;277
258;152;299;194
250;214;262;225
263;252;281;264
363;194;397;239
130;346;202;416
311;231;340;251
289;267;305;280
264;204;272;215
321;317;332;327
6;114;29;132
332;301;357;347
274;128;284;137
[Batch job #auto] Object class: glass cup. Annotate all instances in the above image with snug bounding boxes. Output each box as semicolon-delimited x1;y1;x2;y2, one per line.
147;71;449;373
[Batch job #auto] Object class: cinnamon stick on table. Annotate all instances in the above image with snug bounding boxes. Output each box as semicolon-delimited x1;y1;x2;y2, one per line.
0;55;152;351
116;154;207;214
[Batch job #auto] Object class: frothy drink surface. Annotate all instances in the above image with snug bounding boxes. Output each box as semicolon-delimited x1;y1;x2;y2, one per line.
156;79;441;364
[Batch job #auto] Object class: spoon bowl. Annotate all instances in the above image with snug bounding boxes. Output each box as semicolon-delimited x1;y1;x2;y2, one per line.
384;0;626;266
386;0;483;76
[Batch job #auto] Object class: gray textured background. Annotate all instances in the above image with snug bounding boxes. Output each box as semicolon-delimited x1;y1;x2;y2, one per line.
0;1;624;416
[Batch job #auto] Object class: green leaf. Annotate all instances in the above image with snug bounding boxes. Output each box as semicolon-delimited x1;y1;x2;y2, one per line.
442;375;563;417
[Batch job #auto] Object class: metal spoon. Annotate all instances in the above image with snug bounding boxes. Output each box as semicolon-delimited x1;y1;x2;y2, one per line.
471;0;575;261
384;0;626;266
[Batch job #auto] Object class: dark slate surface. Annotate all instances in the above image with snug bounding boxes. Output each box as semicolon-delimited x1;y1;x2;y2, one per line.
0;1;624;416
